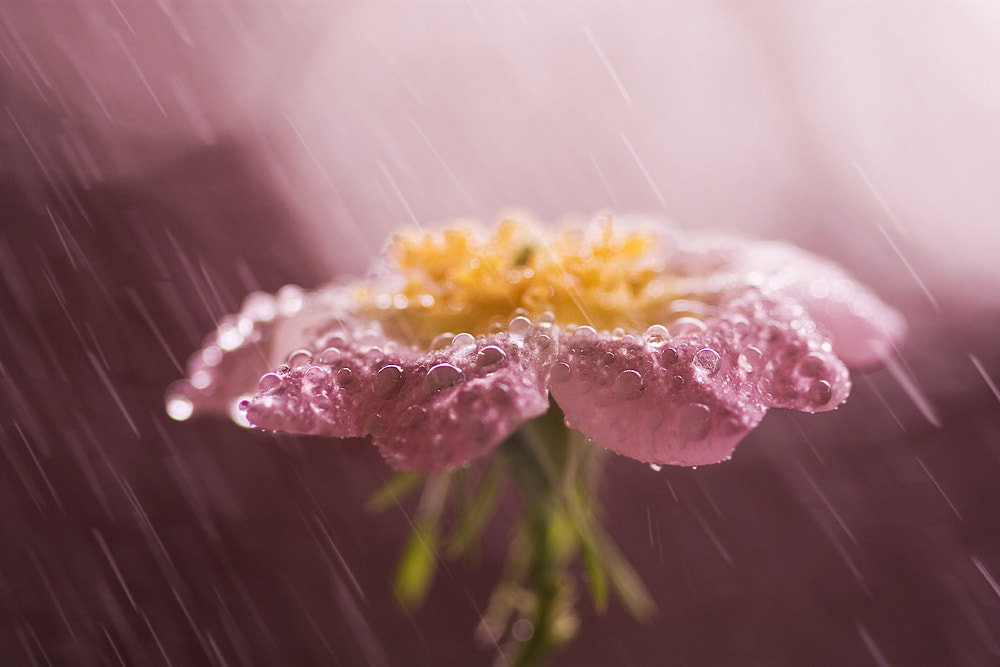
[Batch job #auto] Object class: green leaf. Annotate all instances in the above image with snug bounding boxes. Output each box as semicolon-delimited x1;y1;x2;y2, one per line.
393;520;440;608
366;472;425;513
578;533;608;614
445;462;505;558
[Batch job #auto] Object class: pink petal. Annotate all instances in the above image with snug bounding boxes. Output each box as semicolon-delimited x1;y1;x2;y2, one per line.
548;290;852;467
244;318;555;471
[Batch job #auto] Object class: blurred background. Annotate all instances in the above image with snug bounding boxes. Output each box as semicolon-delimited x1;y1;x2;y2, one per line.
2;2;999;665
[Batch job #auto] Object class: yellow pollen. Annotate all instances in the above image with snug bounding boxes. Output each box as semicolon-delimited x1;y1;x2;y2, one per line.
360;217;678;347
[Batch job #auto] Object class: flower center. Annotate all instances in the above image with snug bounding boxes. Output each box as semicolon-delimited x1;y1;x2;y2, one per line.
361;217;680;347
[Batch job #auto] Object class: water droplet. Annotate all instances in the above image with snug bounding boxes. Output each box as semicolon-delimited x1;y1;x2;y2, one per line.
661;347;680;366
649;463;662;472
374;365;405;398
191;370;211;390
570;326;598;350
288;349;313;368
229;397;252;427
431;333;456;350
319;347;342;364
538;311;556;325
694;348;721;374
671;375;685;390
808;379;833;405
451;333;476;350
476;345;507;370
602;352;616;365
258;373;282;392
678;403;711;440
508;316;533;338
549;362;572;383
399;405;427;428
614;369;645;400
166;396;193;421
537;334;552;350
276;363;291;375
336;367;354;386
427;363;465;390
217;320;243;351
490;382;512;404
738;346;763;373
305;366;327;382
644;325;670;346
671;317;707;335
798;353;826;378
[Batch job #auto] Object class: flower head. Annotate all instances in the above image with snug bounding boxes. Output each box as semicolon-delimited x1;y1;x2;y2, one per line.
166;215;904;471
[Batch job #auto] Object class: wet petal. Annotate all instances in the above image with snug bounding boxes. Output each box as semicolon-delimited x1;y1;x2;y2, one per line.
244;317;556;471
549;290;853;467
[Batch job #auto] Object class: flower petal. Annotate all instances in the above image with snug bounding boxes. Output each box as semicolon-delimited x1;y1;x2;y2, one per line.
244;318;556;471
548;289;852;467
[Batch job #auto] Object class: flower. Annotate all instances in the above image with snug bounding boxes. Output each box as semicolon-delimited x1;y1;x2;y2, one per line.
166;215;904;471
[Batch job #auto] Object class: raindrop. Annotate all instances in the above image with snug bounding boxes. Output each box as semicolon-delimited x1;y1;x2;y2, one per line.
319;347;342;364
671;317;707;335
508;316;533;338
428;363;465;390
678;403;712;440
476;345;507;370
644;325;670;346
570;325;598;350
288;349;313;368
797;353;826;378
336;367;354;386
431;333;456;350
694;348;721;374
549;362;572;383
808;379;833;406
374;365;405;399
166;396;193;421
451;333;476;350
257;374;282;392
614;369;645;400
738;346;763;373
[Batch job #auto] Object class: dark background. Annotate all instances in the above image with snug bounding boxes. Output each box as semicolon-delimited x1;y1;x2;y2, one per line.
2;3;999;665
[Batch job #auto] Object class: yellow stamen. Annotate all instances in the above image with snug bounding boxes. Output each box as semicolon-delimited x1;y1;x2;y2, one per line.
359;217;678;347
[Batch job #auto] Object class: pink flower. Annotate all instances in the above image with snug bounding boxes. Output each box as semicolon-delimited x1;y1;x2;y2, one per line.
166;216;904;471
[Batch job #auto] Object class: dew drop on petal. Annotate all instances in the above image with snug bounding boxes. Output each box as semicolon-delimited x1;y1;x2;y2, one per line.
798;353;826;378
508;315;533;338
258;373;283;392
336;367;354;386
229;397;253;427
671;375;685;390
276;363;291;375
319;347;342;364
166;396;194;421
288;349;313;368
549;362;572;383
808;379;833;406
431;333;456;350
678;403;712;440
451;332;476;350
739;346;763;373
570;326;598;350
602;352;616;366
614;369;645;400
476;345;507;370
661;347;680;366
427;363;465;390
374;364;405;399
644;325;670;346
694;348;721;374
671;317;707;335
